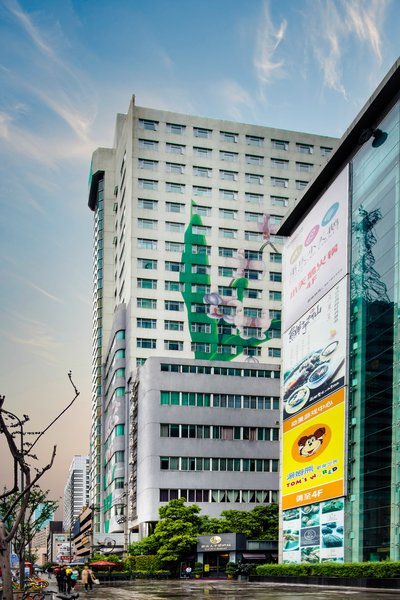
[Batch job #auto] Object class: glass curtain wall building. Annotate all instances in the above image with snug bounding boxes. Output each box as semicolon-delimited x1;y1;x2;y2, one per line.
279;59;400;563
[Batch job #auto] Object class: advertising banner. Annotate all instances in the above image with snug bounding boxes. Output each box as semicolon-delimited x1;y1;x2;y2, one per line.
282;498;345;563
282;278;346;422
283;166;349;330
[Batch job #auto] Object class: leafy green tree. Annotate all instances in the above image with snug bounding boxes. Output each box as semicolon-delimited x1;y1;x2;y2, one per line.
128;536;158;556
153;498;201;563
200;504;278;539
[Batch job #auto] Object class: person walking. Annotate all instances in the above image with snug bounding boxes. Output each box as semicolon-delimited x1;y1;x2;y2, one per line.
65;566;73;594
81;564;95;592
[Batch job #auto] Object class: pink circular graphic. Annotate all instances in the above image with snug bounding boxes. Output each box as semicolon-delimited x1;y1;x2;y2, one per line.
304;224;319;247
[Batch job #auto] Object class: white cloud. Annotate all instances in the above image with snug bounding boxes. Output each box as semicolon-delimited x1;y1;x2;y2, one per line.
217;79;256;121
344;0;389;62
253;0;287;99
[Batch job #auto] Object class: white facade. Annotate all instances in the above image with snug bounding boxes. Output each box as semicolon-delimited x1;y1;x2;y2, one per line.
63;455;90;531
88;98;338;536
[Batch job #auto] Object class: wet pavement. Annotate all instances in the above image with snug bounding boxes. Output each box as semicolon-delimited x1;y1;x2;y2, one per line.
47;580;400;599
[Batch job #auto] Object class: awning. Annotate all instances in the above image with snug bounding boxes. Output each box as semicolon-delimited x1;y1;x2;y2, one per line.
241;553;266;560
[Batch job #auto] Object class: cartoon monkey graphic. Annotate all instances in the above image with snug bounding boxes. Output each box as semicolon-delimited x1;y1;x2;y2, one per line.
298;427;326;457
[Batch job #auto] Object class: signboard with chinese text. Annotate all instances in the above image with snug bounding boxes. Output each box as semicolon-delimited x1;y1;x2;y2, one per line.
283;166;349;330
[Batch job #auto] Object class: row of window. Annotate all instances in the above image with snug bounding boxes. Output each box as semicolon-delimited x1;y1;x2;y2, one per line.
137;210;283;224
137;339;281;356
160;423;279;441
137;319;281;338
139;158;315;174
138;234;283;248
160;363;280;377
138;195;289;208
138;119;332;155
138;253;281;271
160;456;279;472
138;177;308;191
159;488;278;503
160;391;279;410
136;290;282;308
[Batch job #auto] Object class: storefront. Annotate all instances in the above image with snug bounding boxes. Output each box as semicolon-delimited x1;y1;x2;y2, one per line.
197;534;246;577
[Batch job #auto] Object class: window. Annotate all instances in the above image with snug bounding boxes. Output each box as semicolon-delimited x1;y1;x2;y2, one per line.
191;322;211;333
192;264;210;275
218;286;237;297
244;230;262;241
219;189;238;200
166;162;185;174
192;225;211;235
268;347;281;358
296;162;313;172
192;205;211;217
193;185;211;197
193;146;212;157
246;173;263;185
220;169;237;181
246;134;263;146
191;302;210;313
245;269;262;280
138;198;158;210
296;180;308;190
137;318;156;329
191;342;211;353
165;340;183;351
137;278;157;289
166;182;185;193
219;228;237;239
192;283;210;294
321;146;333;156
246;154;264;165
165;280;184;292
244;288;261;299
138;179;158;190
138;218;157;229
218;266;234;277
166;142;185;154
137;338;156;349
139;139;158;150
245;249;262;260
271;195;288;207
192;244;211;255
166;202;184;213
137;298;157;309
137;238;157;250
219;247;236;258
165;241;184;252
244;307;262;317
137;258;157;269
193;127;212;138
220;150;238;161
166;221;184;233
271;158;288;169
167;122;185;134
165;261;184;272
245;192;263;204
193;166;212;177
220;131;238;143
219;208;237;219
165;300;184;311
218;345;235;355
271;139;288;150
270;271;282;282
296;143;313;154
271;177;288;188
243;325;262;337
139;158;158;170
165;320;184;331
245;211;263;222
270;252;282;263
269;309;281;319
139;118;158;131
269;290;282;301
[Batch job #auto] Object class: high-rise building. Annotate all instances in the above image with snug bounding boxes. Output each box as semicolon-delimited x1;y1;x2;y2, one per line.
63;455;90;531
87;99;338;537
279;59;400;563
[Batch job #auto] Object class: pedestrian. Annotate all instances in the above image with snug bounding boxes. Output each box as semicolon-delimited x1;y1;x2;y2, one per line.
65;565;73;593
70;567;80;590
185;566;192;578
81;564;95;591
58;567;67;593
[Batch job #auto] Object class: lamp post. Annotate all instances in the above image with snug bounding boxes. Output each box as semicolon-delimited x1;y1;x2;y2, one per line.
0;408;28;589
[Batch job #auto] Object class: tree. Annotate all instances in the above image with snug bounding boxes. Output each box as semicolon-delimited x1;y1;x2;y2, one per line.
0;372;79;600
200;504;279;539
152;498;201;564
0;488;58;564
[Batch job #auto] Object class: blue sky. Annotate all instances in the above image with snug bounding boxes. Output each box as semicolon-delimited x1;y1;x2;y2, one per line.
0;0;398;501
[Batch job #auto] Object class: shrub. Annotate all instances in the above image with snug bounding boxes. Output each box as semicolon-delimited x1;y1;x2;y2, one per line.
255;561;400;579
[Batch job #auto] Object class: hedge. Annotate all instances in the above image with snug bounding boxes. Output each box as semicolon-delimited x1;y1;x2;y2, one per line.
125;554;162;572
256;562;400;579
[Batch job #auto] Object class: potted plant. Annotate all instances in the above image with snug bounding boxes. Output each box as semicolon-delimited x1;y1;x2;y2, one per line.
225;562;237;579
193;562;203;579
236;561;255;580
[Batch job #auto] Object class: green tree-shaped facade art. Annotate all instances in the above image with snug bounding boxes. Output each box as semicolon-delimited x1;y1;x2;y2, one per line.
180;201;280;362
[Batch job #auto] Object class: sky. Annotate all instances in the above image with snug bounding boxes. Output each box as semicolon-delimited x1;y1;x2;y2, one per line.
0;0;399;512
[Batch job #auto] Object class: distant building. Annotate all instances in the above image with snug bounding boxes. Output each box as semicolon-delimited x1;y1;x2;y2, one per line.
63;455;90;531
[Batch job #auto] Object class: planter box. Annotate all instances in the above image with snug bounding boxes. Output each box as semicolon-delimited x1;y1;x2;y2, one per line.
250;575;400;589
